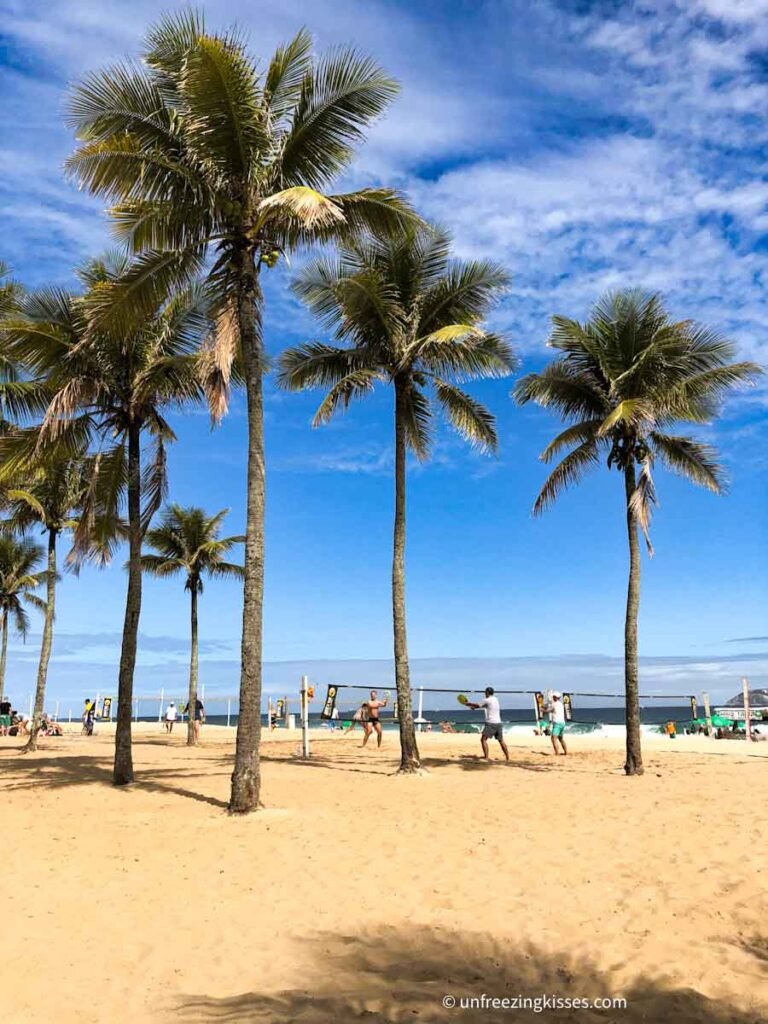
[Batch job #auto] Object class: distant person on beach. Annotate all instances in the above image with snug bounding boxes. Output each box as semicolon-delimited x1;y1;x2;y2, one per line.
0;695;11;735
329;706;340;731
82;700;95;736
465;687;510;762
164;701;177;733
183;698;205;740
361;690;388;749
547;692;568;755
665;720;677;740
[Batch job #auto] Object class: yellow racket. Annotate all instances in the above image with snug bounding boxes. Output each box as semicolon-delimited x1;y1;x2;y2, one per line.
457;693;469;705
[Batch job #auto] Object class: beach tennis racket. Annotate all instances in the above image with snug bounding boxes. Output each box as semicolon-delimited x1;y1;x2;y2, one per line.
457;693;469;705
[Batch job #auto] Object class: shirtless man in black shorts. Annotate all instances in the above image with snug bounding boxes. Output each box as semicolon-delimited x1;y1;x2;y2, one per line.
361;690;388;749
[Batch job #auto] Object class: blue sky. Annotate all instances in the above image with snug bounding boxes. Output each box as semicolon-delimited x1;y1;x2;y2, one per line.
1;0;767;708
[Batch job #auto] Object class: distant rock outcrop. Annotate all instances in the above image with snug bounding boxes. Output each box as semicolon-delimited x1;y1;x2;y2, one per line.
722;688;768;708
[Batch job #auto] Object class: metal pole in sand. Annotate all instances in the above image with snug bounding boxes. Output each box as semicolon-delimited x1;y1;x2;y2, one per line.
28;693;33;717
301;675;310;758
68;708;72;724
417;686;424;732
742;677;752;743
227;698;231;728
55;700;60;721
158;688;164;723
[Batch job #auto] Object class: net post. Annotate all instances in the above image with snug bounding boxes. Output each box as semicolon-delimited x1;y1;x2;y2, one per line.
158;688;164;723
742;677;752;742
227;698;231;728
301;675;310;758
417;686;424;732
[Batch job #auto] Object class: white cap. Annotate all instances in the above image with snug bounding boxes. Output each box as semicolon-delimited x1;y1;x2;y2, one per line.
552;691;562;698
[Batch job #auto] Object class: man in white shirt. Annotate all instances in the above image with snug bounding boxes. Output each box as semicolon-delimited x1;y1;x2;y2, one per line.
466;687;510;762
164;701;178;733
548;691;568;755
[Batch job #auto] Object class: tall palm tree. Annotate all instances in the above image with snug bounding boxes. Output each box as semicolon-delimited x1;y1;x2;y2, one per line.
141;504;244;746
1;457;88;751
514;290;762;775
0;534;46;697
63;10;415;811
1;255;213;783
278;226;516;771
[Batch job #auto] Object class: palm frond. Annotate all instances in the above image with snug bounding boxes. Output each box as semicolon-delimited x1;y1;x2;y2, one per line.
532;439;600;516
514;364;608;419
433;380;497;453
399;383;432;460
265;28;313;127
279;49;399;188
540;420;602;464
313;368;379;426
650;431;725;493
277;343;367;391
629;456;657;556
180;33;267;176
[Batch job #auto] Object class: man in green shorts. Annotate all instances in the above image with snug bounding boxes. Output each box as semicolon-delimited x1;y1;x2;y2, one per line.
549;691;568;755
0;695;11;735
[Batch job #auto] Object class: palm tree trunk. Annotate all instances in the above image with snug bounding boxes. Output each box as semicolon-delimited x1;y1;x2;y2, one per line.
25;527;57;753
623;460;644;776
393;378;420;772
230;246;264;813
0;607;8;696
187;583;199;747
114;421;143;785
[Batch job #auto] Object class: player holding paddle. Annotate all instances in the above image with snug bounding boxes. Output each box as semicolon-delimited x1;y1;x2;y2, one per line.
459;687;510;762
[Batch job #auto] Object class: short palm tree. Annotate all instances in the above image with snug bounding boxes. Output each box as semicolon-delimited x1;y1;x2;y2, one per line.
65;10;415;812
1;254;213;783
2;456;88;751
0;535;46;697
141;504;244;746
278;226;516;771
514;290;762;774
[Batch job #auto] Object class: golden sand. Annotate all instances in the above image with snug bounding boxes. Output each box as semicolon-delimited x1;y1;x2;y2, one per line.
2;725;767;1023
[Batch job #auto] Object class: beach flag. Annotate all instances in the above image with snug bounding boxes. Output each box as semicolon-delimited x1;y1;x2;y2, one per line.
101;697;112;720
320;685;338;720
534;691;546;720
563;693;574;721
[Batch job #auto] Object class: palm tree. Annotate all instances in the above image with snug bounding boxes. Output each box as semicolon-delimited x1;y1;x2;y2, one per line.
64;12;415;812
0;534;46;697
514;290;762;775
1;457;88;751
141;504;244;746
1;255;213;783
278;226;516;771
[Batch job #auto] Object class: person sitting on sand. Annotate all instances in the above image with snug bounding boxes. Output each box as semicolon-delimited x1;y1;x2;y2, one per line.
439;721;456;734
41;714;63;737
11;710;30;736
360;690;388;749
465;687;510;762
164;701;177;733
547;692;568;756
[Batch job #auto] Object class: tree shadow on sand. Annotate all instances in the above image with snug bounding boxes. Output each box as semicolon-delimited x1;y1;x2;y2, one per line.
0;752;229;808
176;925;766;1024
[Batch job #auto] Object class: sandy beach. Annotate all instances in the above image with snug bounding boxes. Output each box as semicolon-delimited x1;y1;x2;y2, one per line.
2;725;767;1023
